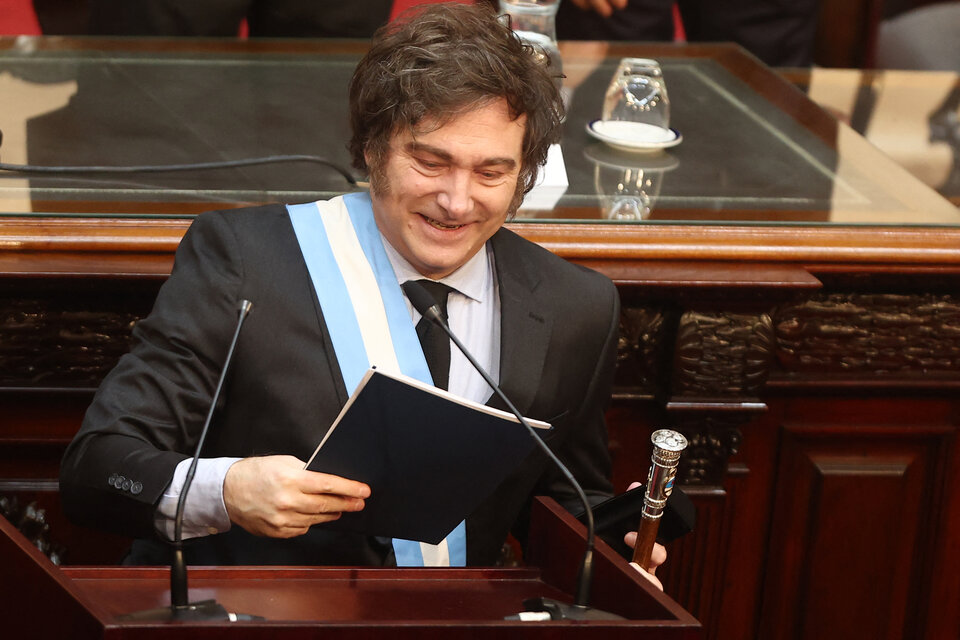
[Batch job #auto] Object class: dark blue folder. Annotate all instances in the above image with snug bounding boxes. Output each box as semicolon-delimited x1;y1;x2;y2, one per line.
305;368;550;544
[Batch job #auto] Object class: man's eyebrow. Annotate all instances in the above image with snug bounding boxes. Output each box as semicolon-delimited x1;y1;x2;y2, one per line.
405;141;518;169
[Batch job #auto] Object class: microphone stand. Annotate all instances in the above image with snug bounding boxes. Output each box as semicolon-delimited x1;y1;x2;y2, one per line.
120;300;259;622
402;282;622;620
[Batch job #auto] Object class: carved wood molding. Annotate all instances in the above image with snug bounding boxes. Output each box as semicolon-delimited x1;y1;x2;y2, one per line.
0;494;64;564
775;292;960;377
673;311;776;398
614;306;671;398
0;297;141;387
668;417;744;487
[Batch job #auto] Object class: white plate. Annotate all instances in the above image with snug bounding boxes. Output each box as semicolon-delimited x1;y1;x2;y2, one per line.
586;120;682;153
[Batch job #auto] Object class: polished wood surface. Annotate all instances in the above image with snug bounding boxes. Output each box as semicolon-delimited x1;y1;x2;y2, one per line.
631;517;659;568
1;498;701;639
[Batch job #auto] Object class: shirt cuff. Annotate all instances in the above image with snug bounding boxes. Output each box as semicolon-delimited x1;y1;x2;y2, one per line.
154;457;241;541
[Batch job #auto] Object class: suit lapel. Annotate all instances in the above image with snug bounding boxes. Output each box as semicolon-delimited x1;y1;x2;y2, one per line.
466;229;555;564
488;229;553;419
281;210;351;408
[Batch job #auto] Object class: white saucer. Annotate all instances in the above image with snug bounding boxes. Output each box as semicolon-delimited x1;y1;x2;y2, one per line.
586;120;682;153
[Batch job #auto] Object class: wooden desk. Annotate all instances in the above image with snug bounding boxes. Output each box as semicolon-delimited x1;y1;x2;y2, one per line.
0;37;958;640
1;497;701;639
784;67;960;207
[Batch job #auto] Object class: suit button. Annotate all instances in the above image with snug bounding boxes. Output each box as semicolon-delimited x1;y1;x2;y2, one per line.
108;474;117;486
121;479;131;491
114;475;125;489
131;482;143;495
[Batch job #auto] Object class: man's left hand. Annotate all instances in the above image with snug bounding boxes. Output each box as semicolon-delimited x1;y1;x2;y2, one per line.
623;480;667;590
625;531;666;590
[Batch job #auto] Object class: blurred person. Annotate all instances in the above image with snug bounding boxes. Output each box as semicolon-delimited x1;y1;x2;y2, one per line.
558;0;819;67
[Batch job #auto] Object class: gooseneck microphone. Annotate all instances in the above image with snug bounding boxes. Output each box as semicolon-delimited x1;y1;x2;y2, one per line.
121;299;259;622
402;281;621;621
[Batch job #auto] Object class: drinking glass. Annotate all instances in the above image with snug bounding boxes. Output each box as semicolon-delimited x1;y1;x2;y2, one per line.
602;58;670;130
499;0;562;84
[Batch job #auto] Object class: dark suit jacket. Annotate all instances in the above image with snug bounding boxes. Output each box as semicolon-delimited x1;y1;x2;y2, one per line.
59;203;619;566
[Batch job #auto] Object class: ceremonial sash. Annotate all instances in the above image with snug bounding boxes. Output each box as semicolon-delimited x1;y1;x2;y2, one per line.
287;192;467;567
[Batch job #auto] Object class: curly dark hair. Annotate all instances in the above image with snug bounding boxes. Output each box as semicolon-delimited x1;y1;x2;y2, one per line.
348;2;564;200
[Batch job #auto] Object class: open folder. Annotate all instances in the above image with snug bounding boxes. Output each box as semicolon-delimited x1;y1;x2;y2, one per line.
305;368;551;544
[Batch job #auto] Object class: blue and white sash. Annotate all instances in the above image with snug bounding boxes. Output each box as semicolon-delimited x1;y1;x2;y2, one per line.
287;192;467;567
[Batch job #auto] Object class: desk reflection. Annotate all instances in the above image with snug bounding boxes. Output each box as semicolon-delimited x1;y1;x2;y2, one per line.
583;144;678;220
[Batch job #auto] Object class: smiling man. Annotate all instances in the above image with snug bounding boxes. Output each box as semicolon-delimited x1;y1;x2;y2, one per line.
59;4;659;579
368;100;525;280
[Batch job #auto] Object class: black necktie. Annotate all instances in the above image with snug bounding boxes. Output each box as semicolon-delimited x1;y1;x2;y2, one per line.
412;279;453;390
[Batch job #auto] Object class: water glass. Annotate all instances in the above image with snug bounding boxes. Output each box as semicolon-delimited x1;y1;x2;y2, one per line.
499;0;559;39
499;0;562;83
602;58;670;130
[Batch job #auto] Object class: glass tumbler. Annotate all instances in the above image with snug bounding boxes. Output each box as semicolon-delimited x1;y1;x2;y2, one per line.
499;0;562;85
602;58;670;130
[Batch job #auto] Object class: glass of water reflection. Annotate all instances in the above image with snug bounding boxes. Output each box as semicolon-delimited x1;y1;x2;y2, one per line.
602;58;670;130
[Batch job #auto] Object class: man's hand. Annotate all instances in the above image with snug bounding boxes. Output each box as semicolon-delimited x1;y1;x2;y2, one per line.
625;532;667;590
223;455;370;538
624;480;666;590
568;0;629;18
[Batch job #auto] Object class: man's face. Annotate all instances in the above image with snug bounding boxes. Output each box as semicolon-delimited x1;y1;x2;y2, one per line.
367;98;526;279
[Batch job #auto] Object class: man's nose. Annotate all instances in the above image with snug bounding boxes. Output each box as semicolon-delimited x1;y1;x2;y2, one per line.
436;170;475;217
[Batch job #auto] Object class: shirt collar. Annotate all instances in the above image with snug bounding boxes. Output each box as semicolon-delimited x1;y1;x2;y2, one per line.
381;238;491;304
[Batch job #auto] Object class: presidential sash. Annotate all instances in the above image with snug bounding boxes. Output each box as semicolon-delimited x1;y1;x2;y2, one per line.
287;192;467;567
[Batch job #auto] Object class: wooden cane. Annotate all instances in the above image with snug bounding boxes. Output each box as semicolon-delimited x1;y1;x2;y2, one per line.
631;429;688;568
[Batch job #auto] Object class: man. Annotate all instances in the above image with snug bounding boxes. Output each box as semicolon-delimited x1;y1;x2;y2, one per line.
60;3;663;581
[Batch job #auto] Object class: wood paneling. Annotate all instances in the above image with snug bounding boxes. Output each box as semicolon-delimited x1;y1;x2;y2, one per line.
759;399;954;640
657;486;729;634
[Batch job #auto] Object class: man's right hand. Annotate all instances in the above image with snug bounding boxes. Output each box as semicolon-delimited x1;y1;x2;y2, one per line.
223;455;370;538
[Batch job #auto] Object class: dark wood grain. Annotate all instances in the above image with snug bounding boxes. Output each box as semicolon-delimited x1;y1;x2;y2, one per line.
631;517;660;567
757;397;954;640
0;499;702;639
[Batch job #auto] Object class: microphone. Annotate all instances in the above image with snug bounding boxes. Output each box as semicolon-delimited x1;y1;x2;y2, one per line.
120;299;260;622
402;281;622;621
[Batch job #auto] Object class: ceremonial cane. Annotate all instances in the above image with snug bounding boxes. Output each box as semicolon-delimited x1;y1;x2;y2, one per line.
632;429;688;568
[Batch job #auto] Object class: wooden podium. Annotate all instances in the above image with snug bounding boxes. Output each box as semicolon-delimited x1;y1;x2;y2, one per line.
2;497;700;639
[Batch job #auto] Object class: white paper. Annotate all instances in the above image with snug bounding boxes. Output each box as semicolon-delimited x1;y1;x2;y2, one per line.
518;143;568;211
